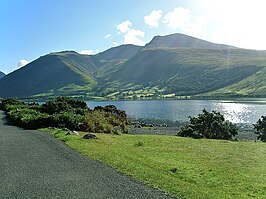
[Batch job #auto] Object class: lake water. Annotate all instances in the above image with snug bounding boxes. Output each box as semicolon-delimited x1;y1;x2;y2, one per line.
86;99;266;124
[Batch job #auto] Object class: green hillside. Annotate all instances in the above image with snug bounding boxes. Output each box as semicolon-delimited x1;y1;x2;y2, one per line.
1;33;266;99
0;51;99;97
205;67;266;97
98;48;266;97
96;44;141;61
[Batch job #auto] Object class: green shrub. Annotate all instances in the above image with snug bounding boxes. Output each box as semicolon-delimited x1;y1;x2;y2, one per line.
82;110;128;134
0;98;25;111
253;116;266;142
94;105;127;122
49;111;84;130
41;96;87;114
178;109;238;140
7;107;50;129
1;97;128;133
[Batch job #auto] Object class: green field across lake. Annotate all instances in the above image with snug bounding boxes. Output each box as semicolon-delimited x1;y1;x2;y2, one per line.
46;129;266;199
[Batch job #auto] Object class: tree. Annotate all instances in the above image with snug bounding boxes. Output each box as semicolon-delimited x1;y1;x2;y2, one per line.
253;116;266;142
178;109;238;140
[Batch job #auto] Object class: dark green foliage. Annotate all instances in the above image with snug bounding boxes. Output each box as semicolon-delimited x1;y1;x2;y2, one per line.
1;97;128;133
82;111;128;134
178;109;238;140
82;105;128;134
49;112;84;130
0;98;24;110
7;107;50;129
253;116;266;142
94;105;127;122
41;96;87;114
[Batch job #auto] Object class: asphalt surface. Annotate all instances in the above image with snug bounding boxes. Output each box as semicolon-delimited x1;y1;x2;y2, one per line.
0;111;173;199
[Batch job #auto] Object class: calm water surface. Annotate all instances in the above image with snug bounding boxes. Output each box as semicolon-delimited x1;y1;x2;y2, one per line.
86;99;266;124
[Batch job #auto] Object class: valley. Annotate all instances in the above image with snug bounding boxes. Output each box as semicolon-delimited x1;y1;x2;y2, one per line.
1;33;266;99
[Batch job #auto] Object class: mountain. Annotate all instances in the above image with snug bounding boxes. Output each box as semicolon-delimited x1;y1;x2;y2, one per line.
96;44;141;61
0;71;5;79
145;33;237;49
1;33;266;99
0;51;100;97
98;48;266;96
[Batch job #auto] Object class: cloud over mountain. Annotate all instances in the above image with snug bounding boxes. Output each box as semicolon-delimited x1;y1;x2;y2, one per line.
117;20;145;46
144;10;163;28
17;60;29;69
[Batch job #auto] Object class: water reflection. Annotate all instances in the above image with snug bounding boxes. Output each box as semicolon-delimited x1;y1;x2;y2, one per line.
86;99;266;124
215;102;254;123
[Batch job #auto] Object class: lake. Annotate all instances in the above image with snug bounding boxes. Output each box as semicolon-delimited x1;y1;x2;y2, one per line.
86;99;266;124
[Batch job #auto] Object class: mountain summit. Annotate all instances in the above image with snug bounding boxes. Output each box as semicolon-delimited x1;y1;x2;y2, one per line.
1;33;266;99
145;33;237;49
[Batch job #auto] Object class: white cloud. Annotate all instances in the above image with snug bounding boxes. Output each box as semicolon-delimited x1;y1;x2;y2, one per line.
163;7;207;38
105;34;111;39
79;49;94;55
116;20;145;46
144;9;163;28
17;59;29;69
117;20;132;33
124;29;145;46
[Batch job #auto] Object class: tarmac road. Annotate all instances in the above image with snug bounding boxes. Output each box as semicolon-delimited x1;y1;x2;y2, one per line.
0;111;172;199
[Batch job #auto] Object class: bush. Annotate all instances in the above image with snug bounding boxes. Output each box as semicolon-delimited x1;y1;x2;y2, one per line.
178;109;238;140
253;116;266;142
82;110;128;134
1;97;128;134
0;98;25;111
94;105;127;122
41;96;87;114
49;111;84;130
7;107;50;129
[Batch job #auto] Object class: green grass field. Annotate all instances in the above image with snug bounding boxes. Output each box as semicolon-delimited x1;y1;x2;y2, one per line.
47;129;266;199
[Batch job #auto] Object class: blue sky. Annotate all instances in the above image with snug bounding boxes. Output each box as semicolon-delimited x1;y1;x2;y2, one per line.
1;0;266;74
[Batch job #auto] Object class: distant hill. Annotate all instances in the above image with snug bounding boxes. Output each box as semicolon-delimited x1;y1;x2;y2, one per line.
1;33;266;99
0;51;99;97
145;33;237;49
0;71;5;79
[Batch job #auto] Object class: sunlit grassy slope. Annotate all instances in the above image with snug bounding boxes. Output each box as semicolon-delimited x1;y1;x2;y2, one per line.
2;34;266;98
206;67;266;97
48;129;266;199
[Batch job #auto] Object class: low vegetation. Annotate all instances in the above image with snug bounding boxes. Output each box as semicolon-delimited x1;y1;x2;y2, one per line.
45;130;266;199
254;116;266;142
0;97;128;134
178;109;238;140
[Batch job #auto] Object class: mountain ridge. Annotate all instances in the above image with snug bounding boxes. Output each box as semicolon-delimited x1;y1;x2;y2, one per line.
144;33;237;49
1;33;266;99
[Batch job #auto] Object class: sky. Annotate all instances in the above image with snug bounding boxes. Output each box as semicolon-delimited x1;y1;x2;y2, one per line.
1;0;266;74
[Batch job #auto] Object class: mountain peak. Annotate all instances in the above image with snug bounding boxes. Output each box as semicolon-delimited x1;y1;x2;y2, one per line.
145;33;237;49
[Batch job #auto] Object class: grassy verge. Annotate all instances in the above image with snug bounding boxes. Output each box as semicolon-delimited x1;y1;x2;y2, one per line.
45;129;266;199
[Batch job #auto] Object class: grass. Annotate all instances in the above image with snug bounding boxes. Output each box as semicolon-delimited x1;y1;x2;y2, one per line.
46;129;266;199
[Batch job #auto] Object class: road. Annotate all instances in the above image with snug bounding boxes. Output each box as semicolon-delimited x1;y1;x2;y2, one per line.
0;111;172;198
